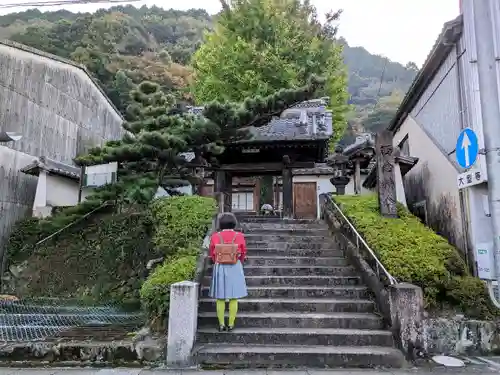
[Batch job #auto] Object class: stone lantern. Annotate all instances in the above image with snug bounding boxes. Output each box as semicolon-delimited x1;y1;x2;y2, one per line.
327;146;350;195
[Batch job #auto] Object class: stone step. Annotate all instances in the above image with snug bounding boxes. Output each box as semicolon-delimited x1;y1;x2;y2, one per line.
245;234;330;243
197;311;384;330
248;241;338;250
240;217;317;224
203;275;361;287
198;298;374;313
242;228;330;236
206;265;356;277
242;223;327;230
201;285;369;299
246;248;344;257
194;344;406;368
245;255;348;266
197;327;394;347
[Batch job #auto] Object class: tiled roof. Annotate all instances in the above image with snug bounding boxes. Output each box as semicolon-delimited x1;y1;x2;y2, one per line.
342;133;375;157
290;97;329;109
20;156;81;180
186;98;333;142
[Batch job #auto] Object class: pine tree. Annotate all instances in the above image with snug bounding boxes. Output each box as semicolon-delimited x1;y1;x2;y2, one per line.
74;75;325;205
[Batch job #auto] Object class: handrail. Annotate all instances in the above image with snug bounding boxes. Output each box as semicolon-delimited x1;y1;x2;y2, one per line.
327;196;398;285
34;202;112;247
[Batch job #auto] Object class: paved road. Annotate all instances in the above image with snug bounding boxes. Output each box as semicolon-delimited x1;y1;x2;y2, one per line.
0;368;500;375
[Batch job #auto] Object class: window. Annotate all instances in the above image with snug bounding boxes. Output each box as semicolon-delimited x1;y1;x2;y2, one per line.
399;135;410;156
232;192;254;211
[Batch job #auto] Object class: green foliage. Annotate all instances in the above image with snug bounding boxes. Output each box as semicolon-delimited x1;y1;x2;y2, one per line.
191;0;349;146
6;218;43;262
140;250;197;326
140;195;216;326
150;196;215;256
74;76;324;205
10;211;155;307
334;194;498;319
6;194;215;317
2;5;417;142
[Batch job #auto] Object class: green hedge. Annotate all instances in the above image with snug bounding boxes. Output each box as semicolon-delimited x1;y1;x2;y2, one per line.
141;195;216;327
140;247;197;329
150;195;216;257
334;194;498;319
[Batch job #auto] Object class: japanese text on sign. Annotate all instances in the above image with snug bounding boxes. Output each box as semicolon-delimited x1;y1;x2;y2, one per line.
457;168;485;189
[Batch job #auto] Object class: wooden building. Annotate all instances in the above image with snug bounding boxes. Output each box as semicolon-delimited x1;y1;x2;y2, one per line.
190;99;337;219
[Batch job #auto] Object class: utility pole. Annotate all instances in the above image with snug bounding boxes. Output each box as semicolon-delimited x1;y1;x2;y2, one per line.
469;0;500;301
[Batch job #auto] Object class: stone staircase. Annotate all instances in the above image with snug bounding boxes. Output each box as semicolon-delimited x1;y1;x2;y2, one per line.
194;215;405;369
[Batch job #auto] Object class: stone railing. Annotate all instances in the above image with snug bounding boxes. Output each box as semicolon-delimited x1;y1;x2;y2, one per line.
319;193;426;361
166;211;219;368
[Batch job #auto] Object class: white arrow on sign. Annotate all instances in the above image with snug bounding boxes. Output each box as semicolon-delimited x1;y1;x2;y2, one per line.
461;131;471;167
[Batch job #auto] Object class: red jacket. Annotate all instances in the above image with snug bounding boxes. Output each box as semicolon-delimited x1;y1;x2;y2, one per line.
209;230;247;262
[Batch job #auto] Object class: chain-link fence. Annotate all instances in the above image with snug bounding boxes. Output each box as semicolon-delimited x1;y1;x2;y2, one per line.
0;298;145;342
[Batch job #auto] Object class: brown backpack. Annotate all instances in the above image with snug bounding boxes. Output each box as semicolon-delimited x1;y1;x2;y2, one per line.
214;232;239;265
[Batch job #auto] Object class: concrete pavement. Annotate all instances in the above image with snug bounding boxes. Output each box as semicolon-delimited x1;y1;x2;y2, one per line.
0;368;500;375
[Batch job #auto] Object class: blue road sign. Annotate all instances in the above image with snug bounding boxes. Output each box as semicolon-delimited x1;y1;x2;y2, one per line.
456;128;479;169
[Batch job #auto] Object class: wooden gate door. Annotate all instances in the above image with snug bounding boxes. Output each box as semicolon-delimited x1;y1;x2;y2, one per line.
293;182;317;219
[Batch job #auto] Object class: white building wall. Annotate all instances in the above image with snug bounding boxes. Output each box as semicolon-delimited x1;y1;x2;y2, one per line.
394;115;465;251
345;174;371;196
410;44;463;156
33;171;92;218
0;43;124;259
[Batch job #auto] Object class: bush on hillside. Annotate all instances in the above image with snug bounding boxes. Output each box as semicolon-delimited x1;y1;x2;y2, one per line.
6;201;114;264
334;194;498;319
9;211;155;307
150;195;216;257
7;217;44;262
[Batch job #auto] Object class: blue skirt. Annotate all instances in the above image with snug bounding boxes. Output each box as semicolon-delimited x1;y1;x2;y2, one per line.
209;260;248;300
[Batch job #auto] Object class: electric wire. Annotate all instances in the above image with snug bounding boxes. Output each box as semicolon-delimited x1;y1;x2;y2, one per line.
0;0;142;9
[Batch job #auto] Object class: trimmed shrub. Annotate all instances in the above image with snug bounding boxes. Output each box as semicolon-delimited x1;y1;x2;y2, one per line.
141;195;216;327
150;195;216;256
140;248;198;329
334;194;498;319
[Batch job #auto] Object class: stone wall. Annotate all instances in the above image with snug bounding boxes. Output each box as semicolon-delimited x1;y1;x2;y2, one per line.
0;41;124;266
423;316;500;356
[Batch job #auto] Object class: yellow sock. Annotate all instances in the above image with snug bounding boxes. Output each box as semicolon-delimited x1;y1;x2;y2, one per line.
228;299;238;327
216;299;225;326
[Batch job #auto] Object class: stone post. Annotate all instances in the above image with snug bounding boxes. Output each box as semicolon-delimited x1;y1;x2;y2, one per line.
166;281;199;368
223;171;232;212
353;157;363;195
388;283;425;360
282;155;294;219
375;130;398;218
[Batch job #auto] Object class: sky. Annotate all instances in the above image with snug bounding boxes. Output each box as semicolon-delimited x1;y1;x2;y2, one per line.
2;0;460;67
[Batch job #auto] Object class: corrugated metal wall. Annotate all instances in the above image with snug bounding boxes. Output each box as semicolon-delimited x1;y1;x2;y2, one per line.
0;44;124;264
410;44;463;157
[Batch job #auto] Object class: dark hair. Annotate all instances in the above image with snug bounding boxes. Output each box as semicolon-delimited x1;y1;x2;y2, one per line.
218;212;238;230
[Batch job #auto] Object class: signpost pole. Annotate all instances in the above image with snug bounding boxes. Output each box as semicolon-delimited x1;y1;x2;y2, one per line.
471;0;500;303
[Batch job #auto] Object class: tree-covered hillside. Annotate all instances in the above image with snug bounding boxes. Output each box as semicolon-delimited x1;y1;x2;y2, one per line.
0;5;418;143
